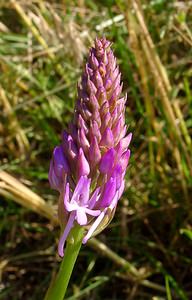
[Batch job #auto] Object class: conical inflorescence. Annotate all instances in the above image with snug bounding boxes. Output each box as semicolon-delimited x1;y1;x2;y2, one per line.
49;37;132;257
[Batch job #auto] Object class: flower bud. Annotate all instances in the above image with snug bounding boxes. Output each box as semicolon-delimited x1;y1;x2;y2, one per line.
49;37;132;257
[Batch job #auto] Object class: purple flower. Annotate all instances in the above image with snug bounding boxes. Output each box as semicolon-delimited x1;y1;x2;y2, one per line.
49;37;132;257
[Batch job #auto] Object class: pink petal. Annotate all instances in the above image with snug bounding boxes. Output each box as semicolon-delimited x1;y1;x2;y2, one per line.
76;209;87;225
72;176;91;205
77;148;90;179
58;212;76;257
64;183;76;211
99;148;115;174
89;187;100;209
84;208;101;216
100;128;114;148
82;209;107;244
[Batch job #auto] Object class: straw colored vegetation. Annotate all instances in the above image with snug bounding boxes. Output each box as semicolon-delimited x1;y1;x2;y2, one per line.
0;0;192;299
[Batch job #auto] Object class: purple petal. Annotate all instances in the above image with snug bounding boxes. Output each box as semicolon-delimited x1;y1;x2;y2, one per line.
89;94;100;111
96;86;107;105
53;146;69;177
102;38;111;48
111;107;118;121
112;118;123;140
89;53;99;70
99;148;115;174
95;70;103;88
48;160;61;191
64;183;77;211
100;101;109;117
77;128;90;153
122;133;132;150
118;179;125;199
107;50;116;71
105;78;112;90
89;187;100;209
100;177;117;207
100;112;111;133
89;120;101;142
120;125;127;140
76;209;87;225
100;127;114;148
77;148;90;179
87;78;97;95
120;149;131;171
103;50;108;65
89;137;101;167
64;183;70;210
95;37;103;49
72;176;90;205
113;66;120;82
82;209;106;244
84;208;101;216
113;73;121;90
92;109;101;127
77;115;88;134
116;95;124;114
111;164;123;189
85;63;93;77
98;62;106;78
108;189;119;210
58;211;76;257
62;132;78;160
109;84;122;106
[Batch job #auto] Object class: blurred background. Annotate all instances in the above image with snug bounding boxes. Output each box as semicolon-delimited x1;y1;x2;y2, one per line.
0;0;192;299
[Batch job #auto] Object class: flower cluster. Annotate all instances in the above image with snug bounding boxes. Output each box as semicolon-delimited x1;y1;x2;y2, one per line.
49;37;132;257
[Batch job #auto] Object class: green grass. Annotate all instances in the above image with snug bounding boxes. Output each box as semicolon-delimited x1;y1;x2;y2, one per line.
0;0;192;299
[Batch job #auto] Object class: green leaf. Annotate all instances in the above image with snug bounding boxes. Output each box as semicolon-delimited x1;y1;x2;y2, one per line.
180;228;192;241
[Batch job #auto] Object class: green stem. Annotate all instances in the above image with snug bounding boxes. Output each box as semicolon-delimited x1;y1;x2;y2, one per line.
44;226;84;300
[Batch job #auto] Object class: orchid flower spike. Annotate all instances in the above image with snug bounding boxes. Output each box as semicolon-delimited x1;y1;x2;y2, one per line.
49;37;132;257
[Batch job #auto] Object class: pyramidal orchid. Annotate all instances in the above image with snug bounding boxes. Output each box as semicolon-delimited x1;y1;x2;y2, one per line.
49;37;132;258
